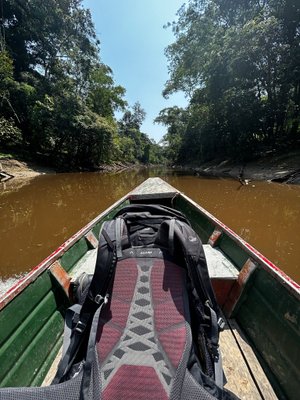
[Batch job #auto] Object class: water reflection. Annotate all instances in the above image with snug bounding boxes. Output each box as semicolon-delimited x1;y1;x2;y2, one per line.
0;169;299;285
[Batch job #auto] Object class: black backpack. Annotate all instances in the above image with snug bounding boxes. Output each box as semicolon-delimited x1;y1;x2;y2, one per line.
0;205;238;400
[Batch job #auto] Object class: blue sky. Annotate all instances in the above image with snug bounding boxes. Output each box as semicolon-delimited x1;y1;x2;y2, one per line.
83;0;188;142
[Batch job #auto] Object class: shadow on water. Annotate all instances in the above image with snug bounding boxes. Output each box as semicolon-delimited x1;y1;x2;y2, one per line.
0;168;299;289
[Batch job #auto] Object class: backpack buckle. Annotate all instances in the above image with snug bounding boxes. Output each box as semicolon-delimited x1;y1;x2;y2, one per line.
94;294;103;304
104;294;109;304
218;317;225;331
94;293;109;305
75;320;86;334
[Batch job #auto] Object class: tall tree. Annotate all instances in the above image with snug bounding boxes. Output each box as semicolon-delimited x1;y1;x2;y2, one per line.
154;106;188;163
2;0;98;84
161;0;300;164
0;0;132;168
87;63;126;118
118;102;147;162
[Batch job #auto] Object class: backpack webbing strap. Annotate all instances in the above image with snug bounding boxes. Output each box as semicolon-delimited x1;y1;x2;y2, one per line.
115;217;123;258
62;304;82;354
52;295;108;384
52;312;84;383
175;220;222;319
168;218;175;255
51;304;82;384
206;301;223;388
114;204;189;224
80;295;109;400
101;228;114;250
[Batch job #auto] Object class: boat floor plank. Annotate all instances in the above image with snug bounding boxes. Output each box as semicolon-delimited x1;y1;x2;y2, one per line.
227;319;278;400
42;345;62;386
220;321;262;399
221;319;277;399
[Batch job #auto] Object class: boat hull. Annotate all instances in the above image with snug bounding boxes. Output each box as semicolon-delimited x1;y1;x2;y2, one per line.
0;178;299;399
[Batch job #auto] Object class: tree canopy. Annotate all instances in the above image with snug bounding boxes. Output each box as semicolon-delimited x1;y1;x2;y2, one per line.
0;0;163;169
158;0;300;164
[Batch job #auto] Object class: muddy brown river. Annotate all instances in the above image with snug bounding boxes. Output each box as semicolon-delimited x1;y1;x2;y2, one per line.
0;168;299;292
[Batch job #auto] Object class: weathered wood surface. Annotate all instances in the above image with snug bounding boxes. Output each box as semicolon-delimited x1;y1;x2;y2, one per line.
220;319;278;399
203;244;239;279
42;347;62;386
129;177;178;200
220;325;261;398
69;248;97;280
228;319;278;400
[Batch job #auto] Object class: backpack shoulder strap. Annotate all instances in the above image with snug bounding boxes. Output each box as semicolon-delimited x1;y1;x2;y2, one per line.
173;220;225;387
52;220;118;384
155;218;225;387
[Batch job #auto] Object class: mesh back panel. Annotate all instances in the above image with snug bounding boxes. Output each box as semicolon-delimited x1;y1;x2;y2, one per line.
96;257;190;399
0;255;217;400
180;370;216;400
0;373;82;400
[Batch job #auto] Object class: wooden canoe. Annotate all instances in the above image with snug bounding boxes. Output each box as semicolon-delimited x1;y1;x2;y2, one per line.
0;178;299;399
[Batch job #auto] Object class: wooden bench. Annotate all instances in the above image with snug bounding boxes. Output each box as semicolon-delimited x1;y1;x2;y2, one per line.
204;244;239;306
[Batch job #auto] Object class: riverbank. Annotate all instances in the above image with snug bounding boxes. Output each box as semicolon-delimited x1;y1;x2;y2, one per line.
188;150;300;184
0;158;54;180
0;157;140;183
1;150;300;185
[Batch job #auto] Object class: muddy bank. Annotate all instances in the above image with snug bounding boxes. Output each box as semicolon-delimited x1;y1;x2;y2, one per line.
0;158;55;180
188;150;300;184
97;161;138;172
0;157;140;183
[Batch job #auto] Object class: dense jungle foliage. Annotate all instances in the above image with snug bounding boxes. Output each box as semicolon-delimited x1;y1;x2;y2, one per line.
157;0;300;164
0;0;164;169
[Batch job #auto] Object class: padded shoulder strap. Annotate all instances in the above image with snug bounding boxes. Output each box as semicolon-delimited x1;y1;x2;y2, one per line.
90;220;117;299
158;219;220;313
155;219;224;386
53;221;118;384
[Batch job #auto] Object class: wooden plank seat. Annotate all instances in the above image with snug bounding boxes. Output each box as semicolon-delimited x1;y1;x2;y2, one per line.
204;244;239;306
50;243;239;308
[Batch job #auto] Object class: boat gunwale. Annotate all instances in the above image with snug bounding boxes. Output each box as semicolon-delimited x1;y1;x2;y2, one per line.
180;192;300;298
0;193;130;311
1;178;299;311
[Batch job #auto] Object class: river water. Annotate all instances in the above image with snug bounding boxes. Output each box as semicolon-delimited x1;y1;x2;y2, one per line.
0;168;299;293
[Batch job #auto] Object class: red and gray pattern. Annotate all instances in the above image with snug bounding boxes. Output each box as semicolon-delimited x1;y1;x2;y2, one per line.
96;257;190;399
0;257;218;400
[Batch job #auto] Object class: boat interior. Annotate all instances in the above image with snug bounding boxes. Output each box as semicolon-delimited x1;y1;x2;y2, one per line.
2;178;297;399
45;242;277;399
